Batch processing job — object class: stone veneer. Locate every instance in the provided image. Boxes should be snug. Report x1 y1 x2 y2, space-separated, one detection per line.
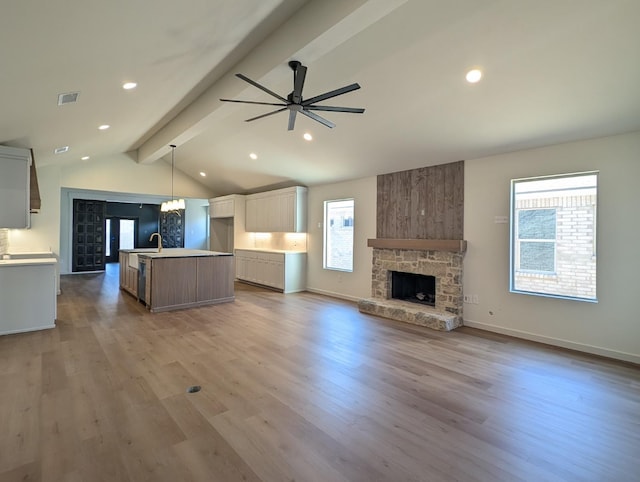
358 248 464 331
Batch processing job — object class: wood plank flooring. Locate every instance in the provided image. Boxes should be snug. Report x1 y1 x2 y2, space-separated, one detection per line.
1 264 639 481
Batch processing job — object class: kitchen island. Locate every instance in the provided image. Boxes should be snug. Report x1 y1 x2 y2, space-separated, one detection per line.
119 248 234 313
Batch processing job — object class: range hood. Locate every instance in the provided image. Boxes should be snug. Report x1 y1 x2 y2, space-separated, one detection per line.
29 148 41 213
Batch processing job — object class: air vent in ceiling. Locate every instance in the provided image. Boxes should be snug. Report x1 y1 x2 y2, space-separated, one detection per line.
54 146 69 154
57 92 79 105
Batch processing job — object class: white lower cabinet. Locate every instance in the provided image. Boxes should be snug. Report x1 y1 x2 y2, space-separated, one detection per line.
0 258 57 335
235 249 305 293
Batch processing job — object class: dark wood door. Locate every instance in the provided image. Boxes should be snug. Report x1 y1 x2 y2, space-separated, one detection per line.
72 199 106 272
160 211 184 248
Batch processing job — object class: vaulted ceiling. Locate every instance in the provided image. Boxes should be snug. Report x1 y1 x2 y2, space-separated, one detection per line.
3 0 640 195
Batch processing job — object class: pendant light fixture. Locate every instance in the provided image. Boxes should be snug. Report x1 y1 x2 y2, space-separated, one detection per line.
161 144 186 212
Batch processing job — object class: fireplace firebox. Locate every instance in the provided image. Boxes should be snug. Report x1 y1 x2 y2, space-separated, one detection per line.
391 271 435 306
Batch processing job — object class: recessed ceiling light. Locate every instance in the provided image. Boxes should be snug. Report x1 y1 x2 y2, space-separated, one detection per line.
466 69 482 83
199 172 206 177
249 153 258 160
122 82 137 90
303 133 313 141
54 146 69 154
81 156 90 161
98 124 110 130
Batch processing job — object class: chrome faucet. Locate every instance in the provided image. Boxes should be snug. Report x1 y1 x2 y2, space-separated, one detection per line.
149 232 162 252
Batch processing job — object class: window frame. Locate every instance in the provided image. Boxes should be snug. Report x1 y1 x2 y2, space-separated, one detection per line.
323 198 355 272
509 171 598 302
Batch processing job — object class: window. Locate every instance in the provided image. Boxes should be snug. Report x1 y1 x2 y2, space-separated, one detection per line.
517 209 556 272
324 198 354 271
510 172 598 301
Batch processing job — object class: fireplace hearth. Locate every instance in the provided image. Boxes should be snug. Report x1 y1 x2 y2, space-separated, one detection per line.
358 247 464 331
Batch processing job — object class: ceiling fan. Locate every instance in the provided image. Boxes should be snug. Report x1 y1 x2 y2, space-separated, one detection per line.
220 60 365 130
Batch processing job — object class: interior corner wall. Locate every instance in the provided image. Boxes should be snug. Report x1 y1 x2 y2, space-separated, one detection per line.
184 198 210 250
463 130 640 363
307 176 377 302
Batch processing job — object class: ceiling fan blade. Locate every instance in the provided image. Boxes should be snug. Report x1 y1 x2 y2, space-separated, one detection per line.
288 110 297 131
305 105 365 113
302 83 361 106
292 65 307 104
236 73 288 103
220 98 288 107
300 109 336 129
245 107 288 123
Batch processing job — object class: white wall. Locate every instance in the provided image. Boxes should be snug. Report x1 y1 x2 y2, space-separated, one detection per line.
8 153 214 274
464 131 640 363
60 153 212 199
184 198 210 250
307 176 377 301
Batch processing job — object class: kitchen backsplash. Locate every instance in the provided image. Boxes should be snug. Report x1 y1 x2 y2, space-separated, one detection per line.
0 229 8 255
250 232 307 252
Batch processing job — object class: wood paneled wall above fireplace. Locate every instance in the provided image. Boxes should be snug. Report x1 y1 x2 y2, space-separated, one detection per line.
376 160 463 240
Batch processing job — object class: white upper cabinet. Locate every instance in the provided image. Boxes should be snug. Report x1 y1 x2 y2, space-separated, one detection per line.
209 194 243 218
245 186 307 233
0 146 31 229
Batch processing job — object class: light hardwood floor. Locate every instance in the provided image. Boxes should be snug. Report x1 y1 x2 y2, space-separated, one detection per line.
1 264 639 481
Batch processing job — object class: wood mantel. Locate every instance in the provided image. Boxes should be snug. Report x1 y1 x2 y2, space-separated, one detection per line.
367 238 467 253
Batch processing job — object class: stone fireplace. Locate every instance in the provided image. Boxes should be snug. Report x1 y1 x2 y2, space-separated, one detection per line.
366 161 466 331
358 241 465 331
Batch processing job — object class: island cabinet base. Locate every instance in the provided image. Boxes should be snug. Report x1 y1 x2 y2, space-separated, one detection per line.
143 254 235 313
149 296 235 313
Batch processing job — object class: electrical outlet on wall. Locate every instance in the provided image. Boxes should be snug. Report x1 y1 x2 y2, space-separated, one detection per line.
463 295 471 303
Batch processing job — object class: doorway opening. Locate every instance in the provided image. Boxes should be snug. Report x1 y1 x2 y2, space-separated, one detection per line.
106 218 137 263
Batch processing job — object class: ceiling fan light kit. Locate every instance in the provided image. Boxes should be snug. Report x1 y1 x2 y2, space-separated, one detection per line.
221 60 365 130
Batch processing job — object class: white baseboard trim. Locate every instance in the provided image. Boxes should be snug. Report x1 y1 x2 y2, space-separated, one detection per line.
463 319 639 365
0 324 56 337
305 287 360 303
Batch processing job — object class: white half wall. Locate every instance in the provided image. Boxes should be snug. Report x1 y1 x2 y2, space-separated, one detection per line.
464 131 640 363
307 176 377 301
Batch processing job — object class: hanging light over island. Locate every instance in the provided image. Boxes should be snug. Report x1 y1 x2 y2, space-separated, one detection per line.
161 144 186 212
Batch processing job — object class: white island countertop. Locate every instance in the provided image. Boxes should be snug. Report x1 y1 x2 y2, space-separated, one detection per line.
136 248 233 258
234 248 307 254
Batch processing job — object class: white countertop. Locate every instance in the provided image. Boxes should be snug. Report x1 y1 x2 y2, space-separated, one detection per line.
0 257 58 267
235 248 307 254
136 248 233 259
119 248 163 253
